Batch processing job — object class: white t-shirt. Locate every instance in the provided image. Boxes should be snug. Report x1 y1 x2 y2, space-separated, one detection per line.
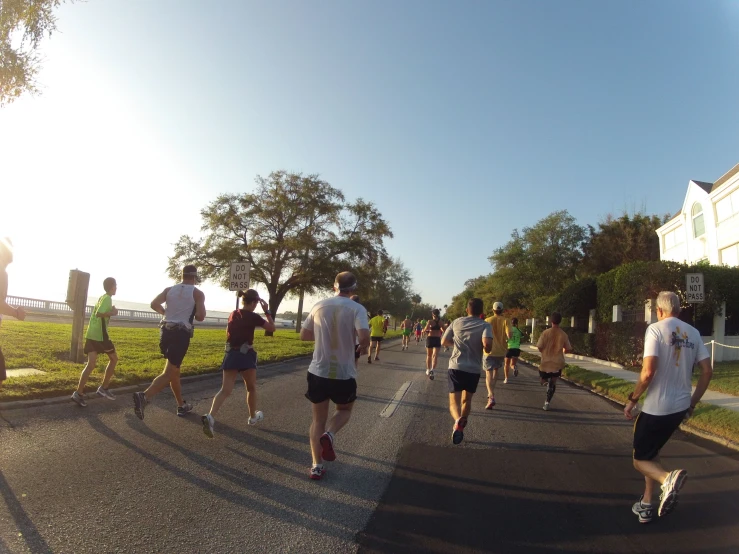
304 295 369 380
642 317 710 416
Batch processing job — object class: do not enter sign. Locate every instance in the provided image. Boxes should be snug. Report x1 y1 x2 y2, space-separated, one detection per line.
686 273 704 303
230 262 251 291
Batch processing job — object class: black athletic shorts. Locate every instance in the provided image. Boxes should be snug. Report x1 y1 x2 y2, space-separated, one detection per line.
0 346 5 382
447 369 481 394
426 336 442 349
633 410 688 461
505 348 521 358
159 327 191 367
371 336 384 343
305 372 357 405
84 338 116 355
539 370 562 380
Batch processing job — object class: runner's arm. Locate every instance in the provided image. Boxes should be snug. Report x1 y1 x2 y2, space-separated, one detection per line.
624 356 658 419
258 299 276 332
193 288 206 321
150 288 171 316
688 358 713 416
483 337 493 354
358 328 370 351
0 273 24 319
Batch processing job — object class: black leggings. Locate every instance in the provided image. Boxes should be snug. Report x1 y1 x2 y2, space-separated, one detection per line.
546 380 556 402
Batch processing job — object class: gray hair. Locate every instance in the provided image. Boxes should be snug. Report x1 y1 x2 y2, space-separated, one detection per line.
656 291 681 316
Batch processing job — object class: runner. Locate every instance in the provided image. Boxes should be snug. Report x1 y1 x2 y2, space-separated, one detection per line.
504 317 524 380
441 298 492 444
133 265 206 420
420 318 428 339
368 309 385 363
423 309 444 380
400 315 413 350
536 311 572 411
0 238 26 388
483 301 511 409
71 277 119 406
201 289 275 438
301 271 369 480
414 320 422 344
351 295 362 367
624 291 712 522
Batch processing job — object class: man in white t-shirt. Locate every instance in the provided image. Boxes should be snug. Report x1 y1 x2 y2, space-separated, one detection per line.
624 291 712 523
300 271 370 480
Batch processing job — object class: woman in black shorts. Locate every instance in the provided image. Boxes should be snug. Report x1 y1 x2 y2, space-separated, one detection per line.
202 289 276 438
423 309 444 380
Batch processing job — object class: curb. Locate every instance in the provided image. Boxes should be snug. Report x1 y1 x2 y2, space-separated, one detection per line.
519 357 739 454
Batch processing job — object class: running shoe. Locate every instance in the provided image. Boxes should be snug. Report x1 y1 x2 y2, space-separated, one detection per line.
452 416 467 445
202 414 215 438
310 465 326 480
133 392 147 420
248 411 264 425
367 356 372 364
504 378 508 384
428 370 434 381
96 386 116 400
632 496 655 524
543 402 550 411
71 391 87 407
485 396 495 410
514 367 519 377
177 402 193 417
320 432 336 461
659 469 688 517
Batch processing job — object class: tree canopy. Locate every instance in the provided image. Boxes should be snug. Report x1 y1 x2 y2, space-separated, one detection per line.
168 171 393 315
1 0 67 106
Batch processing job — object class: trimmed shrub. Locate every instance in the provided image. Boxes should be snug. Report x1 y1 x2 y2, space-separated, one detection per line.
564 329 596 357
552 277 597 325
594 321 647 367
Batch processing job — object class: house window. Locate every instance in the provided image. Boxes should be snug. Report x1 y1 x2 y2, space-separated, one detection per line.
663 226 684 250
721 243 739 266
692 203 705 237
716 190 739 224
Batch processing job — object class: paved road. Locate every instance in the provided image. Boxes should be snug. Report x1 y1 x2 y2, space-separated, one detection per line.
1 341 738 553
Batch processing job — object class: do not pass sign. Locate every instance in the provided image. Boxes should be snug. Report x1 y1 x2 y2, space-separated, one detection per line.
686 273 704 303
230 262 250 291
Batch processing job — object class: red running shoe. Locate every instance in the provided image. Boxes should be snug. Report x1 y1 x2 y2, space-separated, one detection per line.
486 396 496 410
320 432 336 461
310 466 326 480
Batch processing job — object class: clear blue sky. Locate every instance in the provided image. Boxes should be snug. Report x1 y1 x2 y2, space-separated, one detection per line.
2 0 738 313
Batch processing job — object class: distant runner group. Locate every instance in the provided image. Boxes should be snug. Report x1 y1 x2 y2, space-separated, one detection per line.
0 237 714 523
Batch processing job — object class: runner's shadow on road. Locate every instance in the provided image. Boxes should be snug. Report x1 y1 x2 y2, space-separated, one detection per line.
0 470 52 554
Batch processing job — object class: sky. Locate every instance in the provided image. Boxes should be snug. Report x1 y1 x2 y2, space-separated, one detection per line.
1 0 739 314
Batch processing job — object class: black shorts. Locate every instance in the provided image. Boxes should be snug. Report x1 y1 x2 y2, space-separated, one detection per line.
305 372 357 405
221 349 257 371
84 339 116 355
159 327 191 367
447 369 481 394
505 348 521 358
0 346 5 381
539 370 562 380
426 336 442 349
633 410 688 461
371 336 384 343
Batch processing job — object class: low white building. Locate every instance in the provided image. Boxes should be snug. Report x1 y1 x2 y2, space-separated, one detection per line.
657 162 739 265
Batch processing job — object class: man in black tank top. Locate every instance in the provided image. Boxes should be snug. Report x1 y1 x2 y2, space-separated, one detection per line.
133 265 207 420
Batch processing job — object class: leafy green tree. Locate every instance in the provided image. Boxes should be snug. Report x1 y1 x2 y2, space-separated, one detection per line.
1 0 68 106
489 210 587 309
354 257 416 318
581 212 670 276
167 171 393 319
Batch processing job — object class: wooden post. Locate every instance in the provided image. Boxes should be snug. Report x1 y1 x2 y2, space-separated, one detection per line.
67 270 90 364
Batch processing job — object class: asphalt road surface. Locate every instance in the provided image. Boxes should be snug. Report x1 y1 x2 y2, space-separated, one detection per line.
1 339 738 553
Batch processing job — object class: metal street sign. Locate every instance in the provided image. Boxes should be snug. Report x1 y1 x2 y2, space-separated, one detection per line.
686 273 704 303
229 262 250 291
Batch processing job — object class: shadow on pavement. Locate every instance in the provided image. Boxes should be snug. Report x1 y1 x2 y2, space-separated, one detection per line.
0 470 51 554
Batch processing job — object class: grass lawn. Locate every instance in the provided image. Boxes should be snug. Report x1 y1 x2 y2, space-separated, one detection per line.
693 360 739 397
0 321 402 402
519 351 739 445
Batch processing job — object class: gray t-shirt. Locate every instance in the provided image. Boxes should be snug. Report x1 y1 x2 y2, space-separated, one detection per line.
442 316 493 373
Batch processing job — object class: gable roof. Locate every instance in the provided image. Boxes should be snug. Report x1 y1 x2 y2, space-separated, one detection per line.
711 163 739 193
691 180 713 194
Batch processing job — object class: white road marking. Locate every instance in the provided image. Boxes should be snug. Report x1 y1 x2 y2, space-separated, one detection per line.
380 381 413 418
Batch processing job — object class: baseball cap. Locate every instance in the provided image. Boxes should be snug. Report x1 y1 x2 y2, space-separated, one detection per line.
493 302 504 311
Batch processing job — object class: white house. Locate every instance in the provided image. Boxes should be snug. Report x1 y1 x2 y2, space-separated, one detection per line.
657 162 739 266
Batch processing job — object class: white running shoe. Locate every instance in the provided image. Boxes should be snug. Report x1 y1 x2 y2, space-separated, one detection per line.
543 402 550 411
504 378 508 384
96 386 116 400
202 414 215 438
248 411 264 425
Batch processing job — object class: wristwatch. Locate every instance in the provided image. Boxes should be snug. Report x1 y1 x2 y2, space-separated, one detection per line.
627 392 639 403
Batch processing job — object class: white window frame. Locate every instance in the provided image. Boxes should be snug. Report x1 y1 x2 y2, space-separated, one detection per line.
692 203 705 238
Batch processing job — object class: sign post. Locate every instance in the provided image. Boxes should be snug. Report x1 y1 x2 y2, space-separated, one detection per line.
66 269 90 363
686 273 705 303
229 262 251 309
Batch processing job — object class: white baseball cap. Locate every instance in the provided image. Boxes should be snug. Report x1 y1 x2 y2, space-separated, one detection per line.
493 301 504 311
